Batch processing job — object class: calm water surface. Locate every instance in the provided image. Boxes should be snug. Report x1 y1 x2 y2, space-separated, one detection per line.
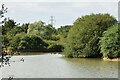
2 53 119 78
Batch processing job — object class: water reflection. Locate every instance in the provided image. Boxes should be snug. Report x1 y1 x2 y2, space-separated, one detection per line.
2 53 118 78
63 58 118 78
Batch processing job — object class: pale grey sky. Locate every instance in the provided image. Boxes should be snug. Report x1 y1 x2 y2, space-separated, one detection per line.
0 1 119 28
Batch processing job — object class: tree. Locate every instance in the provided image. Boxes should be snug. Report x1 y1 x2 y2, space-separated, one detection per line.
48 44 64 52
64 14 117 58
9 33 25 51
57 25 72 38
0 4 7 24
10 34 48 52
57 25 72 45
1 19 17 50
27 20 45 36
0 4 8 50
0 4 12 67
40 24 57 40
0 4 8 59
7 26 25 36
99 24 120 59
21 23 29 33
2 19 16 35
27 21 57 40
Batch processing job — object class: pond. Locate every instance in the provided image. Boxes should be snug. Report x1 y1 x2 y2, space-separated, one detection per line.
1 53 119 78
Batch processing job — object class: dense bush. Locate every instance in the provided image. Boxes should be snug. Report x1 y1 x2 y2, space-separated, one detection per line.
99 24 120 59
2 19 16 35
27 21 57 40
57 25 72 39
10 34 48 51
64 14 117 58
2 35 10 47
48 44 64 52
8 26 25 36
9 33 26 50
27 20 45 36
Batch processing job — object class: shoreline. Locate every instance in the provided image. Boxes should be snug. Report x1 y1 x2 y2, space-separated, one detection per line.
3 52 120 62
13 52 61 56
103 58 120 62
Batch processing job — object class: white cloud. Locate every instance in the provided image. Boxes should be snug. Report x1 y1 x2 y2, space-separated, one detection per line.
0 2 118 28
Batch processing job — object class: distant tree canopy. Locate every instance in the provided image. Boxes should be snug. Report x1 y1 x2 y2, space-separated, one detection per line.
27 21 57 40
2 19 65 53
10 34 48 51
63 14 117 58
56 25 72 46
27 20 45 35
8 26 25 36
57 25 72 38
99 24 120 59
2 19 16 35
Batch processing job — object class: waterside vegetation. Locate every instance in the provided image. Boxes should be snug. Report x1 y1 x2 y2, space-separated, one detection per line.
1 6 120 60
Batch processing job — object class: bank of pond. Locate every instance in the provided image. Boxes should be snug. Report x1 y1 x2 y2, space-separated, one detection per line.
11 52 119 62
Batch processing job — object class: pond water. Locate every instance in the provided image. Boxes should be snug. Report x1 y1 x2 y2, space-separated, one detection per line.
1 53 119 78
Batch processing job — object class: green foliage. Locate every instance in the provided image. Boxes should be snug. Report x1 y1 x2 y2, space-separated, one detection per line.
99 24 120 59
27 20 45 35
56 25 72 47
10 34 48 51
0 4 7 23
48 44 64 52
21 23 29 33
10 33 26 50
2 19 16 35
64 14 117 58
2 35 10 47
57 25 72 38
27 21 57 40
2 20 29 50
2 19 63 53
2 19 17 49
40 24 57 40
44 40 64 52
8 26 25 36
2 11 119 58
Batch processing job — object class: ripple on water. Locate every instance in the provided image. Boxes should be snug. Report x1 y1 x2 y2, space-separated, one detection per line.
2 53 119 78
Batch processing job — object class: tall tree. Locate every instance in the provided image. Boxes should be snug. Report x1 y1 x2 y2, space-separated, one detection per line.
27 21 57 40
64 14 117 58
2 19 16 35
0 4 7 24
0 4 8 55
99 24 120 59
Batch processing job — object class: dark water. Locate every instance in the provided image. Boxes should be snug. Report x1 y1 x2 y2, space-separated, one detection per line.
2 53 119 78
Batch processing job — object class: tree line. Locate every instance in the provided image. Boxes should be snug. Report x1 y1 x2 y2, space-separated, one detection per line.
2 19 71 53
1 12 120 59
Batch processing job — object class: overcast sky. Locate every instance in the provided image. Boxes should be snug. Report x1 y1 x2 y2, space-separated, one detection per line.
0 0 119 28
